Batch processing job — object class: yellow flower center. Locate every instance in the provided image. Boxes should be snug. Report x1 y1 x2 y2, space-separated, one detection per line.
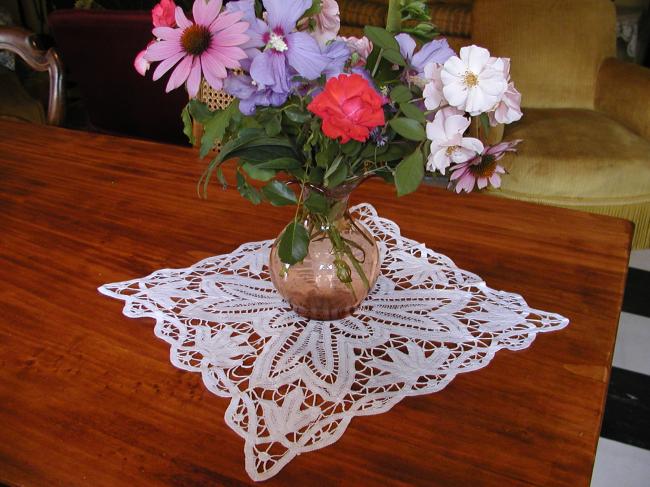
446 146 458 156
463 71 479 88
181 25 212 56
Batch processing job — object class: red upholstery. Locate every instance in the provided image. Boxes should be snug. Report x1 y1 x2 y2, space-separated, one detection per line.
48 9 189 145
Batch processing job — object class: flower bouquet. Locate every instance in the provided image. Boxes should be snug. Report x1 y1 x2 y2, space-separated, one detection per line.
136 0 523 320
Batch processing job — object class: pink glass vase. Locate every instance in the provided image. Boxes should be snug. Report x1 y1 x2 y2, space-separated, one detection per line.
269 185 380 321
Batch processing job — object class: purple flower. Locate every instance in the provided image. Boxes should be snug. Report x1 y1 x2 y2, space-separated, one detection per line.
244 0 329 93
224 73 290 115
395 33 455 77
322 40 351 78
225 0 268 70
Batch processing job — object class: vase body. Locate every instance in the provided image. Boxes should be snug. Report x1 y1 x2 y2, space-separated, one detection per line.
269 189 380 321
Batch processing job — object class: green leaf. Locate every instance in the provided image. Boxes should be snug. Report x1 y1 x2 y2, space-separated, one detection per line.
400 102 426 123
382 48 406 67
304 192 328 214
278 220 309 265
264 113 282 136
241 162 276 181
284 106 310 123
376 144 408 162
309 167 325 185
390 117 426 141
217 130 298 164
325 161 348 188
395 149 424 196
364 25 400 52
262 180 298 206
200 101 238 158
254 157 302 170
181 104 194 145
236 171 262 205
341 140 362 156
188 99 212 123
390 85 412 104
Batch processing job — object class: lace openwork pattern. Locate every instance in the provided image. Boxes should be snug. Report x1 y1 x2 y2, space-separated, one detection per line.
99 203 569 481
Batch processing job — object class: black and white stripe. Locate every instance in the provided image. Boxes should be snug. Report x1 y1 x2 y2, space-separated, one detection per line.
592 250 650 486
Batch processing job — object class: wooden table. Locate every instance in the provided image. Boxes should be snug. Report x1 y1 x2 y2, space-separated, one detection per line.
0 120 632 486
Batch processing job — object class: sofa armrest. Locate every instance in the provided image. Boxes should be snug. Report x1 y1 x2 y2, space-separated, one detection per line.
595 57 650 140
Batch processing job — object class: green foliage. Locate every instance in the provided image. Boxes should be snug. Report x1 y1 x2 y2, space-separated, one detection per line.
390 86 412 104
304 192 329 214
395 148 425 196
278 221 309 265
364 26 400 52
400 102 426 123
262 181 298 206
390 118 426 141
324 156 348 188
200 101 239 158
241 162 276 181
181 104 194 145
381 48 406 67
236 171 262 205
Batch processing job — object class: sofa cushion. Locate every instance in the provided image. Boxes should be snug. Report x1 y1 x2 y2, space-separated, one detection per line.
499 108 650 204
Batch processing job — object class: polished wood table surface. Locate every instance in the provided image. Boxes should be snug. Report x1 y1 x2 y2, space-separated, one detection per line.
0 120 632 486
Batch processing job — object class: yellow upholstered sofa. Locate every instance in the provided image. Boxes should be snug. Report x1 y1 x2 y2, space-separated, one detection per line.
340 0 650 249
471 0 650 249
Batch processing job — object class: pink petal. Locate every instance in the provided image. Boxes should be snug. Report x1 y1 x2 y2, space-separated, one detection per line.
456 173 476 193
152 51 186 80
175 6 192 29
186 56 202 98
212 32 251 47
207 46 247 67
210 10 244 32
489 173 502 187
193 0 222 26
152 26 181 41
166 54 193 92
133 50 150 76
201 53 228 88
145 39 183 61
213 19 249 38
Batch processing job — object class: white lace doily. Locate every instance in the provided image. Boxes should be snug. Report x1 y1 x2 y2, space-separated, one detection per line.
99 203 569 481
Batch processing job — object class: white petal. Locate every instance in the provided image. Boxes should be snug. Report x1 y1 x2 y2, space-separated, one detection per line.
433 148 452 174
444 114 471 137
442 82 468 111
442 56 466 78
465 45 490 73
461 136 484 154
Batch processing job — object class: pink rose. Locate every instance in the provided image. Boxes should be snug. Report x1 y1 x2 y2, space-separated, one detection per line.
151 0 176 28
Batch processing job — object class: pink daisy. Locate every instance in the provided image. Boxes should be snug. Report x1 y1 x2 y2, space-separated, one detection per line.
144 0 250 97
449 140 522 193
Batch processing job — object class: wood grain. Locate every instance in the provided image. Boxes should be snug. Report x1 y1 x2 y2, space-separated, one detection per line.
0 120 632 486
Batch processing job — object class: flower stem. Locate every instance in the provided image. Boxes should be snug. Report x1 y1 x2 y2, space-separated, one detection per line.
386 0 402 33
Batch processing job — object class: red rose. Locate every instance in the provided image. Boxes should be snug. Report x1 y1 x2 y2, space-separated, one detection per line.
308 74 386 144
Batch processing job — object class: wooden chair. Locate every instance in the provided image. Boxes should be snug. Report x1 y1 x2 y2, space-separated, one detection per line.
0 27 64 126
